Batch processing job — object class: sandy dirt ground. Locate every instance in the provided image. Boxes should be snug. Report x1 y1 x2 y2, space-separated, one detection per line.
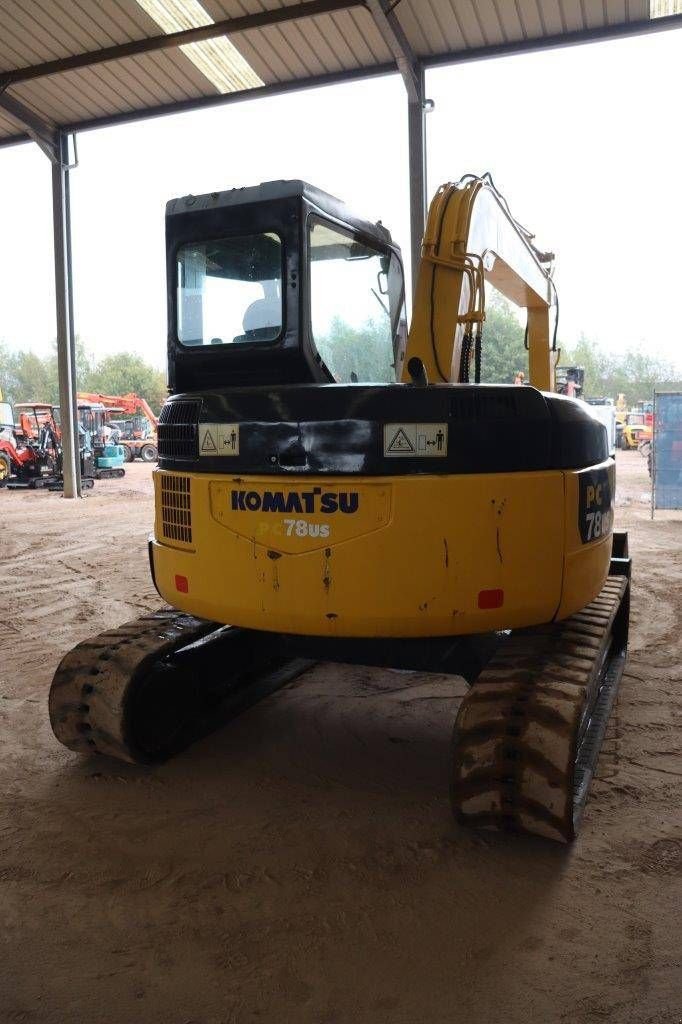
0 452 680 1024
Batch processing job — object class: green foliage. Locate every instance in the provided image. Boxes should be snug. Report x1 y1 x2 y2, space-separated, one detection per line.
87 353 167 411
315 306 530 386
1 304 678 413
480 297 527 384
481 296 682 401
560 333 682 404
0 338 166 412
316 316 395 383
0 345 55 404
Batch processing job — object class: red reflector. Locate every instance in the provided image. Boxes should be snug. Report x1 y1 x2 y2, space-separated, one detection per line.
478 588 504 609
175 574 189 593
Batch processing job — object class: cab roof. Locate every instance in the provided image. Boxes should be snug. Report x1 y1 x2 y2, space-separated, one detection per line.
166 179 396 251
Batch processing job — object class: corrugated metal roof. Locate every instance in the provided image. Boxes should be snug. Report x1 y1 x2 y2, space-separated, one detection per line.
0 0 217 136
0 0 675 147
219 5 394 82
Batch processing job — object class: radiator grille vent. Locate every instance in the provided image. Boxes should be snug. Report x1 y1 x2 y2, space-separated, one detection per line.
160 474 192 545
158 400 201 460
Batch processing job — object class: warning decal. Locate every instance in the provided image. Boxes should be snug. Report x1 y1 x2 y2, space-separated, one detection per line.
199 423 240 457
386 428 415 454
200 428 218 454
383 423 448 458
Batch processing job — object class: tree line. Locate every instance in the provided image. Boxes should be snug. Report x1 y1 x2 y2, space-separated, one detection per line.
319 299 681 403
476 297 682 403
2 301 679 410
0 339 167 413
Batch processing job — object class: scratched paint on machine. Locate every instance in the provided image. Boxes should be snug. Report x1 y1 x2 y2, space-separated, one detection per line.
199 423 239 456
578 464 613 543
383 423 448 457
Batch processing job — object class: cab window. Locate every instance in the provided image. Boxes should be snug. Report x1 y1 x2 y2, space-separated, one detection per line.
177 232 282 347
308 218 405 383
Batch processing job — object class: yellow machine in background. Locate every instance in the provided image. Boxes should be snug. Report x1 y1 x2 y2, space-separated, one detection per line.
51 175 630 844
621 411 652 450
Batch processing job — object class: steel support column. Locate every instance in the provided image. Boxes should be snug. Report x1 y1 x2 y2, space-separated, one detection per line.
51 133 80 498
365 0 429 297
0 91 81 497
407 65 428 299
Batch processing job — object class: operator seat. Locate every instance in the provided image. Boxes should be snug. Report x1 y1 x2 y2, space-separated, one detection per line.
235 296 280 343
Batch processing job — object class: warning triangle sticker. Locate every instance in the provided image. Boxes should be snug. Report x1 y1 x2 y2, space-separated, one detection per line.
201 428 218 453
387 428 415 453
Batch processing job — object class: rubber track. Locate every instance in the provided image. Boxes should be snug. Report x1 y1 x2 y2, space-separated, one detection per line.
49 610 217 763
451 576 628 842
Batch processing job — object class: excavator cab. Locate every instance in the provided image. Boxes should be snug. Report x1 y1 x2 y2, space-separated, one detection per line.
14 403 60 443
167 181 407 392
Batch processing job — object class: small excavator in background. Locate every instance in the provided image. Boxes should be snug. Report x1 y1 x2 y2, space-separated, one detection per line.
1 397 124 488
14 402 61 443
50 175 630 843
74 401 126 480
0 397 96 490
0 398 56 485
77 392 158 463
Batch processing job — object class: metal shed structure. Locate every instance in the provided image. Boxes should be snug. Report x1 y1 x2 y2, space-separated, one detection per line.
1 0 681 496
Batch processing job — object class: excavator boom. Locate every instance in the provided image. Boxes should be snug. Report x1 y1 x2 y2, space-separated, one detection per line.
77 392 159 427
405 176 557 390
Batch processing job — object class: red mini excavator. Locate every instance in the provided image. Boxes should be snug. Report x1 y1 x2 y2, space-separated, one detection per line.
0 398 94 490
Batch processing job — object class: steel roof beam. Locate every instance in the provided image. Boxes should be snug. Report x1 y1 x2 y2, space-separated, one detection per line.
365 0 420 101
1 10 681 152
0 0 364 88
0 89 60 163
424 11 682 69
57 63 397 136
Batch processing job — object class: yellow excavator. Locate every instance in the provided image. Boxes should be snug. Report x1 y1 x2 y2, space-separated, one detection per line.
49 175 630 843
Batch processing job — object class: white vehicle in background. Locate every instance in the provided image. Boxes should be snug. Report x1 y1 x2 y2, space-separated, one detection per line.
585 397 617 455
554 369 617 456
0 400 14 445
